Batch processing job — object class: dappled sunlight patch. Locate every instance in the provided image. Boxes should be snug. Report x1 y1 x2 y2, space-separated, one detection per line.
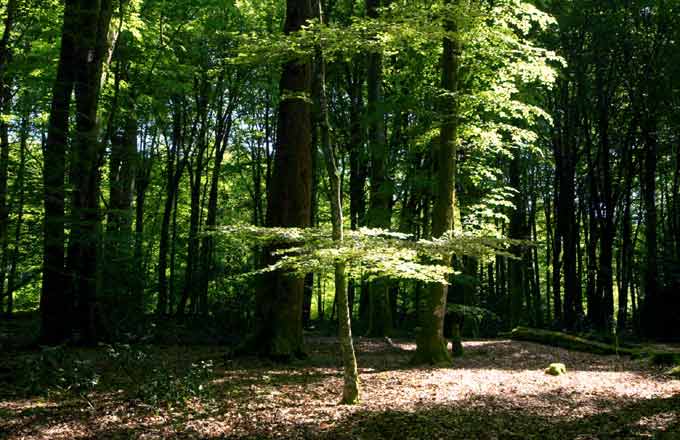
2 338 680 439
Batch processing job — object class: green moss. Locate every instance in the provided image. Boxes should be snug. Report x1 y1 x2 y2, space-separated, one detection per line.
545 363 567 376
509 327 637 356
650 352 680 366
667 366 680 378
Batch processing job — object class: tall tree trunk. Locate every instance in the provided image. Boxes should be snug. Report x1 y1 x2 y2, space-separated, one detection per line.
5 114 27 315
41 0 78 344
641 117 659 336
178 80 210 317
618 157 633 335
104 32 137 315
252 0 313 360
595 67 615 333
315 9 360 400
413 0 457 365
68 0 116 344
132 132 154 309
585 154 600 330
508 152 527 328
0 0 15 313
198 87 236 316
105 115 137 311
364 0 393 337
157 102 187 315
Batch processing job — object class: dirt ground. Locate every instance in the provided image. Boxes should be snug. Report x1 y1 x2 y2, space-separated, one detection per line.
1 337 679 439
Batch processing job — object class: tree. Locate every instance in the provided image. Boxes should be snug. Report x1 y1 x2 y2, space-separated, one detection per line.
252 0 314 360
412 0 459 365
364 0 393 337
41 0 118 344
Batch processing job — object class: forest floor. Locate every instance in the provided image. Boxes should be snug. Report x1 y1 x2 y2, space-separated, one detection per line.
1 327 680 439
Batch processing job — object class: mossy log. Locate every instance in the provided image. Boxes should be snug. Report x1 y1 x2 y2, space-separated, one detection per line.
650 352 680 366
506 327 638 356
667 365 680 378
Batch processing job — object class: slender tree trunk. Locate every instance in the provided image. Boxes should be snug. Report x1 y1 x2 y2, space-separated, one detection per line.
641 117 659 336
5 114 27 315
315 19 360 400
104 32 137 314
105 115 137 308
198 89 236 316
157 103 187 315
508 152 526 328
618 166 633 335
178 81 209 317
364 0 393 337
133 133 154 309
0 0 14 313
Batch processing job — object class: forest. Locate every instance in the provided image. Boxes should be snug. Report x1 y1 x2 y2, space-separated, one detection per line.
0 0 679 438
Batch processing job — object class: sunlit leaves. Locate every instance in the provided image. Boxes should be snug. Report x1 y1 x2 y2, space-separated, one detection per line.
217 225 520 285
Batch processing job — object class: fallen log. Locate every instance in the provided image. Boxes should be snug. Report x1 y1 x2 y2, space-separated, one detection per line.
505 327 680 364
505 327 637 356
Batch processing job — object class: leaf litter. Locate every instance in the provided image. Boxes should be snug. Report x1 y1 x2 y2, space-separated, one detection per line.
1 338 679 439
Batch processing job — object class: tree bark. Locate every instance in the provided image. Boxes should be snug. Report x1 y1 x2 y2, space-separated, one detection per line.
364 0 393 337
0 0 16 313
641 117 659 336
315 10 360 400
157 100 189 315
252 0 313 360
198 81 236 316
5 114 27 315
413 0 457 365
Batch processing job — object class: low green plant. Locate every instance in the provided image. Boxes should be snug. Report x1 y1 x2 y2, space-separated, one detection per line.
22 345 99 406
105 343 215 408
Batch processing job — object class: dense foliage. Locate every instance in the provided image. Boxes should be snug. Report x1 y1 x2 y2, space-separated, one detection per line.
0 0 678 384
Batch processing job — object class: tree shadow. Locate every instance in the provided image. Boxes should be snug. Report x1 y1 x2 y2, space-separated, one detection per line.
309 393 680 439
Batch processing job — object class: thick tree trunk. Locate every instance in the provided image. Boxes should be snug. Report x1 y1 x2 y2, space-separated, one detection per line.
413 0 457 365
347 61 367 231
252 0 313 360
41 0 77 344
67 0 116 344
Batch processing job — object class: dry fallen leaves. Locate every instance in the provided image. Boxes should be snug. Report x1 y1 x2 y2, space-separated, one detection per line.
1 338 679 439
